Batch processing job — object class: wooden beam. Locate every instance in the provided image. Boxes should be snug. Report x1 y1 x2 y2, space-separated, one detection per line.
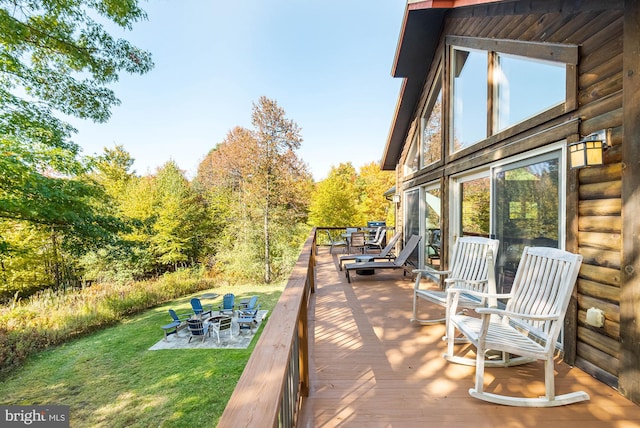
620 0 640 406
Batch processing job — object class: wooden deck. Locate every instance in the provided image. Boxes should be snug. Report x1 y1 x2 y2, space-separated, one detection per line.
297 248 640 427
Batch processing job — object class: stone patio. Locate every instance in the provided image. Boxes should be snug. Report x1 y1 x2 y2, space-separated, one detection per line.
148 310 268 350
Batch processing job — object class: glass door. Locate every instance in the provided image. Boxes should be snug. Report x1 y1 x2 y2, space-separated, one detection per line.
492 150 563 293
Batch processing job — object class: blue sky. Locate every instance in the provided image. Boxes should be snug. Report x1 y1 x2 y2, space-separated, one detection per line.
70 0 407 180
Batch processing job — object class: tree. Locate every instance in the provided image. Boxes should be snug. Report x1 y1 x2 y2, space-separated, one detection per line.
308 163 361 227
250 96 309 282
195 98 312 283
151 161 208 271
356 162 396 226
0 1 153 292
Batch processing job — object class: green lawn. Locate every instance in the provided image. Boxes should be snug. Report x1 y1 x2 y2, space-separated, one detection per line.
0 284 284 427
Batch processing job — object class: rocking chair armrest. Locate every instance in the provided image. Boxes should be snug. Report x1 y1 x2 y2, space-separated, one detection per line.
475 307 561 321
446 288 511 300
413 267 452 277
444 278 488 288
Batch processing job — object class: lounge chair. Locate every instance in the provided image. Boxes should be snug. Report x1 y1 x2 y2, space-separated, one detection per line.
446 246 588 407
339 232 401 270
344 234 422 283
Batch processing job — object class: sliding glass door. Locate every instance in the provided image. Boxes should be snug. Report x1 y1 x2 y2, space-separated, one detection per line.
451 147 564 293
493 150 562 293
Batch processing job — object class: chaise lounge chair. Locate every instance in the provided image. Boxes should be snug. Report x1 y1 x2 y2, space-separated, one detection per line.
344 234 421 283
339 231 401 270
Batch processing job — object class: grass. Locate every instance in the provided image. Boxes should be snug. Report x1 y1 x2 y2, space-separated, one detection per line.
0 283 284 427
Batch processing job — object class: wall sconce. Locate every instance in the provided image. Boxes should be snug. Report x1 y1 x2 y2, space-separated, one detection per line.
392 194 401 203
568 129 609 169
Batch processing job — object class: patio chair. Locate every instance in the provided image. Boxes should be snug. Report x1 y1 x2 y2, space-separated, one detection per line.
218 293 235 316
326 230 347 254
209 316 233 343
365 226 385 252
411 236 500 326
344 234 422 283
446 246 588 407
161 310 190 341
187 318 210 343
238 296 259 312
190 298 213 319
339 231 401 270
348 231 366 254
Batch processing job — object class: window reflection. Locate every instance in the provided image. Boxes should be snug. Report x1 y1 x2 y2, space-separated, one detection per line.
452 47 488 152
495 54 565 131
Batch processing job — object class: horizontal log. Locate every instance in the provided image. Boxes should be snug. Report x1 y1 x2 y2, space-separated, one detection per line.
577 341 619 376
578 326 621 358
578 262 621 286
579 52 622 88
575 356 619 389
578 309 620 339
578 88 622 118
577 247 621 270
579 180 622 200
580 108 623 138
604 142 622 164
578 294 621 323
578 198 621 216
578 163 622 185
578 215 621 233
578 277 620 302
578 231 621 251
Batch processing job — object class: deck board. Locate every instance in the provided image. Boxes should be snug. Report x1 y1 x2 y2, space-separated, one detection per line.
297 248 640 427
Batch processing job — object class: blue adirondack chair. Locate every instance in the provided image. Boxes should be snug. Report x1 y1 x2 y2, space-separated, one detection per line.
190 298 213 319
218 293 235 316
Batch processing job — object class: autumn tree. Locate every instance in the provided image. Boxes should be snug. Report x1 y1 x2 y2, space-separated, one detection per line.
356 161 396 226
196 98 312 283
308 162 361 227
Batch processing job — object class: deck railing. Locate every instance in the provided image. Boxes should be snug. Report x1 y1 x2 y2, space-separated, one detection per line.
217 228 316 427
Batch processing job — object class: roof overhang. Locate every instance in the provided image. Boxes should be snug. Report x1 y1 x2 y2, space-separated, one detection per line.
381 0 506 170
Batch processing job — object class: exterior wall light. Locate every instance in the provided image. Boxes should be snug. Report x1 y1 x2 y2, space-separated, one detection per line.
392 194 401 203
568 129 609 169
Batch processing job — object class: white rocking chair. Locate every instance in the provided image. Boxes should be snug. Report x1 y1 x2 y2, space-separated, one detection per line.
446 246 589 407
411 236 500 326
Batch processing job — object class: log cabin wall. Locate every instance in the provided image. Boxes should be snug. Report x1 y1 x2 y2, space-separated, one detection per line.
397 0 629 393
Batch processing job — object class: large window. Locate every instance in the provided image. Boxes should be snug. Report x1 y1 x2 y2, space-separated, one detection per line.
494 53 566 132
451 48 488 151
404 133 419 176
449 37 577 155
421 84 443 168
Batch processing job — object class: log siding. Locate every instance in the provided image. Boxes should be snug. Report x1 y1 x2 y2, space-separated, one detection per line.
397 1 629 395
